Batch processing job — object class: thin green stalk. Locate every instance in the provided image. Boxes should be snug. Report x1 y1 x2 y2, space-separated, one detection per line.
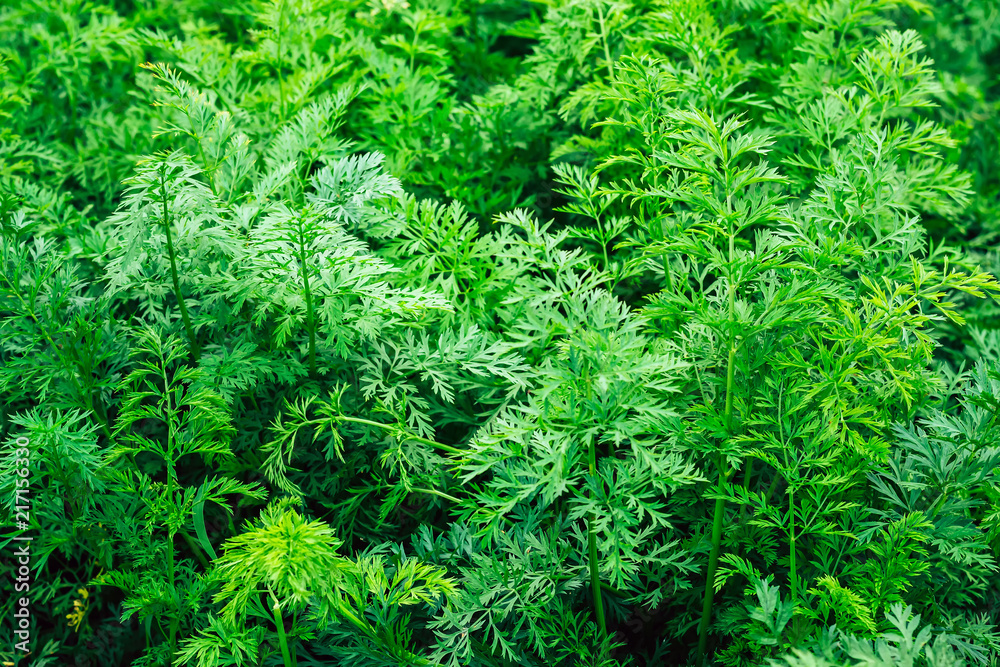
272 598 296 667
413 487 461 504
166 532 178 655
159 168 200 362
333 598 377 640
648 172 674 294
467 0 478 43
596 2 615 82
698 491 727 660
295 216 317 379
697 348 737 663
335 598 430 664
409 24 422 72
777 381 798 601
788 488 798 600
697 201 739 664
83 391 113 442
765 471 782 504
588 520 605 632
587 434 606 640
725 340 736 421
70 326 115 439
179 530 211 570
338 416 465 456
600 581 623 596
738 458 755 525
275 0 285 122
660 221 674 294
743 460 754 494
163 359 180 658
165 461 178 654
2 270 116 441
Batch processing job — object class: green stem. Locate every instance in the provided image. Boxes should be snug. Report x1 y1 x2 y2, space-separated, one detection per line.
788 488 798 601
596 2 615 82
588 513 605 635
338 416 464 456
697 202 738 664
696 350 737 662
334 597 433 665
275 0 285 122
166 532 178 656
159 167 200 362
83 390 114 442
413 487 461 504
660 222 674 294
2 270 116 440
600 581 623 596
587 435 606 641
468 0 478 44
738 458 755 527
765 471 782 504
272 598 296 667
334 599 377 640
166 470 178 654
163 357 180 659
296 214 317 379
698 491 727 663
409 25 421 72
179 530 211 570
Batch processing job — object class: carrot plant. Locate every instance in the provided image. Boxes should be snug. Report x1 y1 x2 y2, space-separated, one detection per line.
2 0 1000 665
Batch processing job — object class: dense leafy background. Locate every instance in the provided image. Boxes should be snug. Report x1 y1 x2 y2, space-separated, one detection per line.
1 0 999 665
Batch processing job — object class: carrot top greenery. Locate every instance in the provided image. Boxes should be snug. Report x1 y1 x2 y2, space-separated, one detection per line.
1 0 1000 665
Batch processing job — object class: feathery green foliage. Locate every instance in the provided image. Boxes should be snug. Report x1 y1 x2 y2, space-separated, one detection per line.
2 0 1000 665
